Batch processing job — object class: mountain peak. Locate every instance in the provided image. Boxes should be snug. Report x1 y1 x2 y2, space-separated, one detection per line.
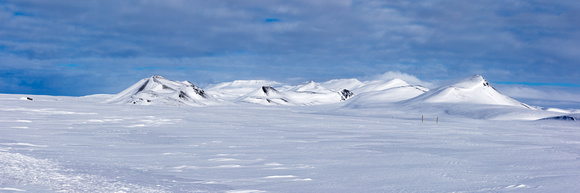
470 75 489 85
450 74 492 90
292 81 332 93
151 75 166 79
106 75 209 106
407 75 528 108
471 74 483 78
321 78 364 91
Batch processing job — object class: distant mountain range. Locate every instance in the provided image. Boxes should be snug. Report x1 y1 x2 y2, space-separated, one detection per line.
106 75 536 110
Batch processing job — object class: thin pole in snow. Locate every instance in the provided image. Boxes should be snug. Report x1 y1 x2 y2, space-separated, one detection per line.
436 117 438 124
422 115 423 123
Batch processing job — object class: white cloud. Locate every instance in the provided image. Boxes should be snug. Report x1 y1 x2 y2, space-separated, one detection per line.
2 0 580 96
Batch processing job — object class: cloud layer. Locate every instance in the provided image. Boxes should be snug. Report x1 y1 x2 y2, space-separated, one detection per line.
1 0 579 100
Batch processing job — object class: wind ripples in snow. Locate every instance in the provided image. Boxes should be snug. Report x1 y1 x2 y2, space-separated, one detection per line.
0 152 167 193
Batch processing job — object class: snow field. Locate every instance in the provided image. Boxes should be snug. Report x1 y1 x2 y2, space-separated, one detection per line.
1 94 580 192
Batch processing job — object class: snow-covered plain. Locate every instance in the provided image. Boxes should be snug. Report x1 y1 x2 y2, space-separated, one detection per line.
1 75 580 192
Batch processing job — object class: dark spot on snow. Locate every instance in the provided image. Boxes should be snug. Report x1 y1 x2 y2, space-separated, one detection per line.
137 80 149 92
520 103 533 109
186 83 207 98
178 91 189 100
261 86 279 96
339 89 354 101
539 116 576 121
411 85 429 92
195 88 207 98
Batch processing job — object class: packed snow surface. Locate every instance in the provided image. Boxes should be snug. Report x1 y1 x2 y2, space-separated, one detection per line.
1 92 580 192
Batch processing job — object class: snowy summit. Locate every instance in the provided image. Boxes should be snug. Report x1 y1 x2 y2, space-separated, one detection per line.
106 75 211 106
408 75 532 108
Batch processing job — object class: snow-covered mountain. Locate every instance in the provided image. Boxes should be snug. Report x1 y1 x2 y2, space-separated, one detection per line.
320 78 364 91
406 75 531 108
317 78 414 94
279 81 355 105
238 84 355 106
342 78 429 108
239 86 292 105
105 75 212 106
353 78 413 93
205 80 283 100
349 85 428 106
288 81 334 94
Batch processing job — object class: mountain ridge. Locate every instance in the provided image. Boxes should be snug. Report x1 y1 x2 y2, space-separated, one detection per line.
106 75 539 111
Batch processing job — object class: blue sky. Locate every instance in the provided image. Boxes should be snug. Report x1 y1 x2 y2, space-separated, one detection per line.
1 0 579 107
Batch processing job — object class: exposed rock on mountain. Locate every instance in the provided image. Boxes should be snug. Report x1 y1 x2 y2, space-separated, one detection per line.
339 89 354 101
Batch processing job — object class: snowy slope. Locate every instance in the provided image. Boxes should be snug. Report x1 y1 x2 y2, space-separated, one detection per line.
343 78 428 108
282 81 355 105
321 78 422 94
287 81 334 94
353 78 413 93
105 75 212 106
231 81 355 106
320 78 364 91
238 86 292 105
348 85 428 106
205 80 283 100
407 75 531 108
282 91 347 106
